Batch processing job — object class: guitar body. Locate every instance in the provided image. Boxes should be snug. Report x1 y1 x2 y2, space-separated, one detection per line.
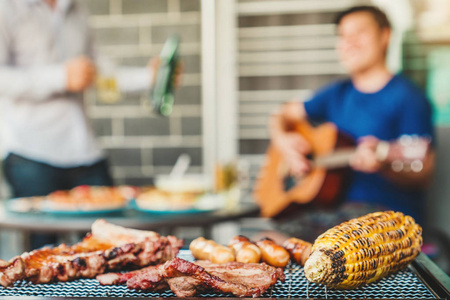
254 121 354 218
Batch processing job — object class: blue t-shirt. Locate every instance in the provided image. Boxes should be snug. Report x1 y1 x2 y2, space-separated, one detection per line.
303 74 433 222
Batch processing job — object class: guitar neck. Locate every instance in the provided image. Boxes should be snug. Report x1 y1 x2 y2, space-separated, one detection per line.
311 140 418 170
312 148 355 169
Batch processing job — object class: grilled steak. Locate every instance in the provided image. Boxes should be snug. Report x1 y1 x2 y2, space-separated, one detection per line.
98 257 285 297
0 220 183 287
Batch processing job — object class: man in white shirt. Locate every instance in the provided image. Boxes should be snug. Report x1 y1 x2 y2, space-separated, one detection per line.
0 0 160 198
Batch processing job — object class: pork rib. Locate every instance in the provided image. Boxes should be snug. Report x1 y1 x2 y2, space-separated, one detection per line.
98 257 285 297
0 219 183 287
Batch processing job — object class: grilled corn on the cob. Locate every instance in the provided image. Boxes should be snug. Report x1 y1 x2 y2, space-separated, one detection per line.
304 211 422 289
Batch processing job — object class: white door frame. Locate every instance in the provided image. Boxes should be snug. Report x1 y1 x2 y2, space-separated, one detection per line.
201 0 238 178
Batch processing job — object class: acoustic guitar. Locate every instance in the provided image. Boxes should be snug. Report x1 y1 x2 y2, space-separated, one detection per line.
253 120 430 218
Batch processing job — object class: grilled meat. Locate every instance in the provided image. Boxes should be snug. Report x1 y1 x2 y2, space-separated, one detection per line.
283 237 312 266
0 220 183 287
98 257 285 298
195 259 285 295
0 257 25 287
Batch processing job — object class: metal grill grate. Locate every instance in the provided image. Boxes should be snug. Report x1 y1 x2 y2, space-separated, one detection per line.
0 250 437 299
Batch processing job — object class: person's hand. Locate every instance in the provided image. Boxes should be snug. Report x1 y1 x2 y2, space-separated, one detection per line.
273 132 312 177
172 60 184 87
350 136 383 173
66 56 96 92
148 57 184 88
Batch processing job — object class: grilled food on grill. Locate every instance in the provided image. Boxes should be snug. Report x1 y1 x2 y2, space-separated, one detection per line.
190 236 291 267
0 220 183 287
283 237 312 266
228 235 261 264
304 211 422 289
256 238 290 268
97 257 285 297
189 237 235 264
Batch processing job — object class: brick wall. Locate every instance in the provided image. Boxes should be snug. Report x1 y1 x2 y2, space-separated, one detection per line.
236 0 353 191
79 0 202 186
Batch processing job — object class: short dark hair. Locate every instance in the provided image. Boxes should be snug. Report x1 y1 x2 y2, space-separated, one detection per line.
335 6 391 30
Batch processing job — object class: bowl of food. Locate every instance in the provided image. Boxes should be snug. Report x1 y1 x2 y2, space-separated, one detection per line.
135 174 213 212
154 174 211 194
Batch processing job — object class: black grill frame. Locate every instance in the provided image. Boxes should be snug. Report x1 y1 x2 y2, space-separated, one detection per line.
0 251 448 300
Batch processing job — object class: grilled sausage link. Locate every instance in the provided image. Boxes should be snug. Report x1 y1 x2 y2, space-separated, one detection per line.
229 235 251 245
283 237 312 266
256 238 290 268
189 237 235 264
229 235 261 263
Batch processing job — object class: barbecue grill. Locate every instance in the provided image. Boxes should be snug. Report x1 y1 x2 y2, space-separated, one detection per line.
0 250 448 299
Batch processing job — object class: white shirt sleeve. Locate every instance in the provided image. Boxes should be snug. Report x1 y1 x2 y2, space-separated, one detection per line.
0 65 67 101
82 6 154 95
117 67 154 93
0 7 67 101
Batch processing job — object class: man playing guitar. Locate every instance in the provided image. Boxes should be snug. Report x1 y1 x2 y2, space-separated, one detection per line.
268 6 435 232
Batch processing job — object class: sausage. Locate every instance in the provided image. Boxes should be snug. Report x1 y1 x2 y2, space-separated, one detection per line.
229 235 261 263
189 237 211 260
189 237 235 264
283 237 312 266
229 235 251 247
234 242 261 263
256 238 290 268
210 246 235 264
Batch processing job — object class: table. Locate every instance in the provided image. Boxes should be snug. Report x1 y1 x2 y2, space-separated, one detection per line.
0 199 259 252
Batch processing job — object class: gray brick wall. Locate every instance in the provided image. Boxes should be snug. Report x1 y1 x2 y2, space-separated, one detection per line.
237 6 343 191
80 0 202 186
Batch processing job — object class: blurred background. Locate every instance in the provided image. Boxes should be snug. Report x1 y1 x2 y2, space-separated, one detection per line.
0 0 449 272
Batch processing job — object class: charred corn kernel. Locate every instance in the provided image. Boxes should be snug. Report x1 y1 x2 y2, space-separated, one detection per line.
304 211 422 289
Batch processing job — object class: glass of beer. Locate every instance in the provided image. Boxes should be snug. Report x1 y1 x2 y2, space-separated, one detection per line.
96 56 120 104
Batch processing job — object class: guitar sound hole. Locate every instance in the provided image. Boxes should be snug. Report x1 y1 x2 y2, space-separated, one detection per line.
283 176 297 191
282 155 313 192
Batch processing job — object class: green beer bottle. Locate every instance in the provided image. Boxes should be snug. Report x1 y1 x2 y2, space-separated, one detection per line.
151 35 180 116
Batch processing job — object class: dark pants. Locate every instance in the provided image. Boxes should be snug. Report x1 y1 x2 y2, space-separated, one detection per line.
3 153 113 198
2 153 114 249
